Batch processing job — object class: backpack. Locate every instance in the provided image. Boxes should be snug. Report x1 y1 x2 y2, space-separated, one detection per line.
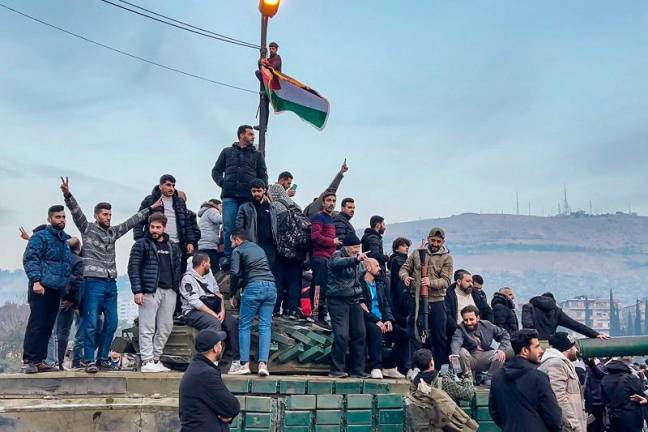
405 379 479 432
274 200 311 260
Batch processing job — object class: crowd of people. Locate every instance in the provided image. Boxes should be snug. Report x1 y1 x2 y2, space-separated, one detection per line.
18 124 648 431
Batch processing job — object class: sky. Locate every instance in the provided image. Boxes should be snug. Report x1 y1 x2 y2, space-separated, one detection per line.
1 0 648 271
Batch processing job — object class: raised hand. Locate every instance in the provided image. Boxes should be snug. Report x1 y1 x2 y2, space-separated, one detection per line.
150 197 163 209
19 226 30 241
341 158 349 173
60 176 70 194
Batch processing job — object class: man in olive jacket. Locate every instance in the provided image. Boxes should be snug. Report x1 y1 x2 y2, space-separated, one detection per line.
211 125 268 262
399 227 453 368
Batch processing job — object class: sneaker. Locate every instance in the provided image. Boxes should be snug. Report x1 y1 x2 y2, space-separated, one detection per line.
287 310 299 321
228 360 244 374
97 360 115 371
22 363 38 374
36 362 57 372
370 368 383 379
328 371 348 378
382 367 405 379
85 362 98 374
154 360 170 372
350 372 370 379
258 362 270 377
228 362 251 375
141 361 165 373
71 360 86 370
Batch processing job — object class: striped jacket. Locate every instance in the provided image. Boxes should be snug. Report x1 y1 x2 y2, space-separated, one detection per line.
64 193 149 279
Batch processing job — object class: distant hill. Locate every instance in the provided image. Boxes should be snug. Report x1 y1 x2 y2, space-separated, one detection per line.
384 213 648 304
2 213 646 306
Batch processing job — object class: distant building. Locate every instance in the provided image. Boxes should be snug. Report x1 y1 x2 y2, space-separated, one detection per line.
621 301 646 335
118 299 138 324
559 296 616 336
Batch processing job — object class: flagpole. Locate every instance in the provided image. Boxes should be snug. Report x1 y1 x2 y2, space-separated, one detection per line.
258 15 269 157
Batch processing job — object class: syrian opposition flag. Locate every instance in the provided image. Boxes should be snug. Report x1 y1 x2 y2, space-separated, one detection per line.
260 61 330 130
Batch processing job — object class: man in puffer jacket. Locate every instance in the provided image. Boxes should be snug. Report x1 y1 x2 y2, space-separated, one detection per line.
538 332 588 432
197 199 222 273
522 292 608 340
128 213 181 373
491 287 519 336
601 358 648 432
22 205 73 374
327 233 369 378
211 125 268 262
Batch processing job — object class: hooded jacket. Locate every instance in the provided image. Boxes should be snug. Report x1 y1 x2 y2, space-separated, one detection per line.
23 225 72 291
333 212 355 245
134 186 196 252
601 360 645 432
179 268 221 316
211 142 268 200
491 292 519 336
128 232 182 295
361 228 387 270
445 282 494 335
197 207 222 251
235 200 278 245
489 356 563 432
522 295 599 340
179 353 240 432
326 247 365 300
538 348 588 432
398 245 453 302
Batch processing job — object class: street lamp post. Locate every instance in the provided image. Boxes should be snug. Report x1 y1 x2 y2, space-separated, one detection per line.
258 0 280 157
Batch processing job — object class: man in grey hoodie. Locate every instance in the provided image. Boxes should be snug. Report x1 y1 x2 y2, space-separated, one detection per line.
197 199 223 273
179 252 241 373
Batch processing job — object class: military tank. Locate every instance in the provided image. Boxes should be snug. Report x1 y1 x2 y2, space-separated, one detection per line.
112 271 336 374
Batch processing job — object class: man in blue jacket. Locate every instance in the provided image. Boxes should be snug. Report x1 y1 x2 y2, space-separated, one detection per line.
22 205 72 374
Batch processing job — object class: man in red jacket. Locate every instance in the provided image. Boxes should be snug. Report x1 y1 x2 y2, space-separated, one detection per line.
309 192 342 328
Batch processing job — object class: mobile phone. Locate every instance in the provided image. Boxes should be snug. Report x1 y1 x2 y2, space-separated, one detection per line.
290 184 298 191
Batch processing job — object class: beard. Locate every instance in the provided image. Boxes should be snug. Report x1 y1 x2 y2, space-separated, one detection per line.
150 232 161 240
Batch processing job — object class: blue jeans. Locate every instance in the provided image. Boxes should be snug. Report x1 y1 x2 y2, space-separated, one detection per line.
222 197 248 259
239 280 277 363
82 277 118 362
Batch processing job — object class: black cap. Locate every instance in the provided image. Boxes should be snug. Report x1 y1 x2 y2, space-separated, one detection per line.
195 329 227 352
549 332 576 352
342 233 361 247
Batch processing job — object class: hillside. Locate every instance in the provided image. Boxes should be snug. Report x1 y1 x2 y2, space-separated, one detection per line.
384 213 648 304
1 213 647 305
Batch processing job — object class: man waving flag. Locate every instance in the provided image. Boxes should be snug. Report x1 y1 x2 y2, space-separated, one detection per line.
260 60 330 130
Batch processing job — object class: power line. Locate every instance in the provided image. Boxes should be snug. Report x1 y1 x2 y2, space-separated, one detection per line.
98 0 259 49
0 2 258 94
111 0 260 49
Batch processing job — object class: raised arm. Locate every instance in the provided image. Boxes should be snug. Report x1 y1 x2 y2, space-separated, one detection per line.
114 198 161 239
557 310 600 338
61 177 89 234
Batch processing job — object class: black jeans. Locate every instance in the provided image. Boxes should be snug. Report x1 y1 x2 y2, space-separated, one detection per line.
310 256 329 320
274 256 302 314
365 319 408 370
327 297 366 375
184 310 240 359
23 286 62 363
406 296 448 368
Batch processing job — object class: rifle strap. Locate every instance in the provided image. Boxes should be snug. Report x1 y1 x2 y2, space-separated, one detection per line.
414 249 429 342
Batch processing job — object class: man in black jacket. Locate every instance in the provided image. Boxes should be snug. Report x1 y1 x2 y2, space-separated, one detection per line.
212 125 268 263
327 233 369 378
522 292 609 340
446 270 493 341
179 329 240 432
489 328 563 432
491 287 519 336
128 213 181 373
361 258 406 379
601 359 648 432
334 197 356 246
235 179 278 268
361 215 388 272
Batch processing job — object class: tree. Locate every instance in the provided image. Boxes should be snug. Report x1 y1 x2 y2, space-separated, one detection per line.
0 301 30 360
609 289 621 336
644 298 648 335
585 296 592 328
